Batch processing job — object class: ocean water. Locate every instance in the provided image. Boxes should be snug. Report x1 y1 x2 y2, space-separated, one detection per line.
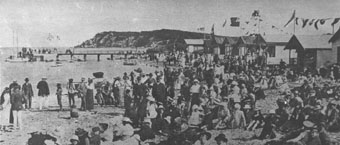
0 47 158 95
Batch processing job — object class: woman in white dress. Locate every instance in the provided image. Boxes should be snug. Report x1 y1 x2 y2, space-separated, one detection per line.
0 88 11 127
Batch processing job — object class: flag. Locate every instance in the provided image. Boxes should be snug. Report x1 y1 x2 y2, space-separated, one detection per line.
211 24 214 34
314 19 320 30
295 17 299 25
197 27 205 31
302 18 309 28
252 10 260 17
222 20 227 27
284 10 296 27
272 25 275 28
230 17 240 27
332 18 340 26
259 18 263 22
319 18 330 25
245 21 249 24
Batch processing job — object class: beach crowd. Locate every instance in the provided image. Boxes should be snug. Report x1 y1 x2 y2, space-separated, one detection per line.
1 51 340 145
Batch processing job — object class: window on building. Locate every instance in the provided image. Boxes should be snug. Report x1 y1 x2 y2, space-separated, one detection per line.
268 45 275 57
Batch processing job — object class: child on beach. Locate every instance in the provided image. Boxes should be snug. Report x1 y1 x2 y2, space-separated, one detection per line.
56 83 63 110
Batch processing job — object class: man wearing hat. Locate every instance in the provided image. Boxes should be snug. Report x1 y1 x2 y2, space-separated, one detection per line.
22 78 34 109
77 77 87 110
286 121 323 145
67 78 76 107
326 100 340 132
257 110 277 140
37 77 50 110
152 77 166 104
69 135 79 145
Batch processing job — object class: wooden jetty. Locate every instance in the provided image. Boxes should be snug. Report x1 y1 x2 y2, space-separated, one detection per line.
56 50 141 61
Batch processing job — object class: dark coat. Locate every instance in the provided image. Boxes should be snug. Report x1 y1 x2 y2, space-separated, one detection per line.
22 83 34 97
10 91 24 111
37 81 50 96
152 83 166 103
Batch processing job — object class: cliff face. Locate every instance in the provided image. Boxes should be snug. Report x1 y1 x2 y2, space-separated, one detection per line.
75 29 210 50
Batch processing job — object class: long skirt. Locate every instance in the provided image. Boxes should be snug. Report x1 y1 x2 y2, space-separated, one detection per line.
86 89 94 110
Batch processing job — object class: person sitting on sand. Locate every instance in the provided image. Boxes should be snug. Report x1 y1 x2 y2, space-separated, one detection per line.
90 127 101 145
75 128 90 145
214 134 228 145
69 135 80 145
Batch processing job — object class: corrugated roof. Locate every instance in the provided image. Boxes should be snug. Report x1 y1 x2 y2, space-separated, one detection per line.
295 35 332 49
263 34 292 43
184 39 204 45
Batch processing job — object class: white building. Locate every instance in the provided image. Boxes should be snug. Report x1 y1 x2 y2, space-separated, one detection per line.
264 35 297 65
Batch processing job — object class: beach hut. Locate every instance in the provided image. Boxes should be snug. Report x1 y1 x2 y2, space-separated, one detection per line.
184 39 204 53
234 34 266 60
263 34 297 65
328 28 340 64
224 36 239 56
284 35 334 71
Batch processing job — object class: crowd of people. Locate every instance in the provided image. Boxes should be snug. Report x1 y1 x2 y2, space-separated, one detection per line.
1 51 340 145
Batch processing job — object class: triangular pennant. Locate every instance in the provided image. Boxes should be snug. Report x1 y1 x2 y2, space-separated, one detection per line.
302 18 309 28
295 17 299 25
309 19 315 25
319 18 330 25
314 19 320 30
284 10 296 27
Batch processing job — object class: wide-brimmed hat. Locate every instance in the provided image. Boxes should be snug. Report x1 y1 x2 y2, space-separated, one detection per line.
147 96 155 102
303 121 315 128
269 110 276 114
70 135 79 142
234 103 241 109
244 104 251 109
192 104 199 110
122 117 132 123
75 128 87 136
200 132 212 140
215 134 228 142
92 127 100 132
193 79 199 83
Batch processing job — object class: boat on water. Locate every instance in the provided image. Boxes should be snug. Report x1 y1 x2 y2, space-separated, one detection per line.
123 59 137 66
5 56 29 63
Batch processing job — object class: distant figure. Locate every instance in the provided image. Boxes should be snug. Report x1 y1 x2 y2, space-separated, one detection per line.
0 88 11 126
11 86 24 130
22 78 34 109
56 83 63 110
67 79 76 107
37 77 50 110
77 77 87 110
85 78 94 110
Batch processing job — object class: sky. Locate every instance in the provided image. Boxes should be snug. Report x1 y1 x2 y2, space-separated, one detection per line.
0 0 339 47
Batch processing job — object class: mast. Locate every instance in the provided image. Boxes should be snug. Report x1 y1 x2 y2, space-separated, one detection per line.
16 30 19 57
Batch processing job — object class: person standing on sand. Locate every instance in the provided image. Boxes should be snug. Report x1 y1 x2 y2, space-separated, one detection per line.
0 88 11 127
86 78 94 110
22 78 34 109
67 79 76 107
77 77 87 110
37 77 50 110
10 86 24 130
56 83 63 110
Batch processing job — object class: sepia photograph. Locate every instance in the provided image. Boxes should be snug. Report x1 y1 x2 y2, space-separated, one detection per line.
0 0 340 144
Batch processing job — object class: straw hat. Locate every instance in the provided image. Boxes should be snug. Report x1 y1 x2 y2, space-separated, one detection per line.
70 135 79 142
303 121 315 128
269 110 276 114
122 117 132 123
234 103 241 109
147 96 155 102
244 104 251 109
192 104 199 110
193 79 199 83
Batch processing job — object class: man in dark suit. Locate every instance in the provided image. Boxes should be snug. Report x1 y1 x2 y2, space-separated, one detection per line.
152 77 166 104
37 77 50 110
22 78 34 109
